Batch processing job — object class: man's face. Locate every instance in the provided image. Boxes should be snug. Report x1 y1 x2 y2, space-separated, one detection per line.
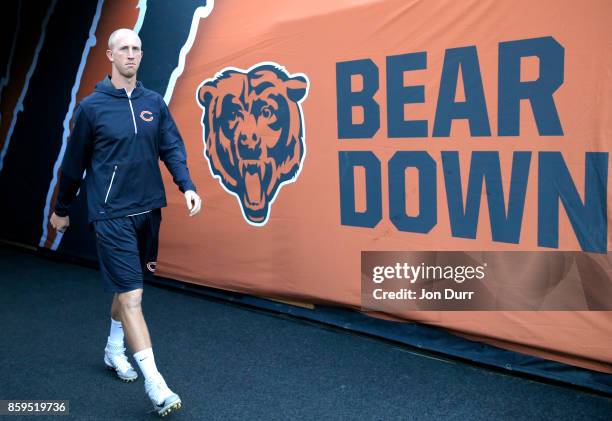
107 32 142 78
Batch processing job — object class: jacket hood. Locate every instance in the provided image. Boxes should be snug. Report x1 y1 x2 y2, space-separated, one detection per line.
94 75 144 98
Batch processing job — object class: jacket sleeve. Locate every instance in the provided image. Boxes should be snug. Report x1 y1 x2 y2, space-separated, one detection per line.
158 98 197 193
53 104 94 217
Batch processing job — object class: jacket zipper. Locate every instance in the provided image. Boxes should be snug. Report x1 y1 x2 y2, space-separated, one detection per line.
128 96 138 134
104 165 118 203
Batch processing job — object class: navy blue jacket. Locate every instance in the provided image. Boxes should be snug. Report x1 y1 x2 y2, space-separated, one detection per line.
54 76 196 222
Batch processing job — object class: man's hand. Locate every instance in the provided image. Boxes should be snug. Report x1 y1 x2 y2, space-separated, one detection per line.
50 212 70 233
184 190 202 217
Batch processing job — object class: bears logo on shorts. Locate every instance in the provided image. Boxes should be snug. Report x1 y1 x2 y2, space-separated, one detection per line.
196 63 309 225
146 261 157 273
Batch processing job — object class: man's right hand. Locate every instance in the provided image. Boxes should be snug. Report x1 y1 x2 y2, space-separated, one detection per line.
50 212 70 233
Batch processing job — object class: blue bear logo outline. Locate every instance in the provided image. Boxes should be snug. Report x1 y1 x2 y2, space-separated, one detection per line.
196 62 309 225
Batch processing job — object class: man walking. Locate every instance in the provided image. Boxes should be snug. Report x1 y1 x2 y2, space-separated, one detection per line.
50 28 201 417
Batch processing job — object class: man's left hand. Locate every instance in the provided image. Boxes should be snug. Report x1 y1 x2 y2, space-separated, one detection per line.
184 190 202 217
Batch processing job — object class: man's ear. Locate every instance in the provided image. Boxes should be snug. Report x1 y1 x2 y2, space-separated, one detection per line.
106 49 113 62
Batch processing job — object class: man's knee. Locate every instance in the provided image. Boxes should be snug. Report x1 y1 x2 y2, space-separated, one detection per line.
117 288 143 310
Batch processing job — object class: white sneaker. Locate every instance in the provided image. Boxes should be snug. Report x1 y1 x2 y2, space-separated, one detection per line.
145 374 182 417
104 341 138 382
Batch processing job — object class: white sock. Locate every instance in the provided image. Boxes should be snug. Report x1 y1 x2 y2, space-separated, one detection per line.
134 348 161 381
108 318 124 345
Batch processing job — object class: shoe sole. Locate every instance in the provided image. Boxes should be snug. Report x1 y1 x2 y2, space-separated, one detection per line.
105 363 138 382
159 400 182 417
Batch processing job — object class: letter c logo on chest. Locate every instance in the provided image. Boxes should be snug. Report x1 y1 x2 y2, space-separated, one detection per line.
140 110 154 122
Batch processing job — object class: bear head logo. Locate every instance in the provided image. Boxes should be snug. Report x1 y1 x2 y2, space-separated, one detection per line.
196 63 309 225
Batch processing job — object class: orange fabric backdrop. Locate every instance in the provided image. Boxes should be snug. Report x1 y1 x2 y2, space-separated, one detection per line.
147 0 612 372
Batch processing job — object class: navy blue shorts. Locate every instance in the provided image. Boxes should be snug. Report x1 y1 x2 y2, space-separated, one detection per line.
93 209 161 293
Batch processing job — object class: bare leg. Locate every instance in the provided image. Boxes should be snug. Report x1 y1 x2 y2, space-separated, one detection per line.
104 292 139 382
116 288 180 414
117 288 152 353
111 293 121 321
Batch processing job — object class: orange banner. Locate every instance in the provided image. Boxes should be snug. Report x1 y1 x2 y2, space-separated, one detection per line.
154 0 612 372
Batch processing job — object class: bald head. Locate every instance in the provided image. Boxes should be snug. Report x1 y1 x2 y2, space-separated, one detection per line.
106 28 143 80
108 28 141 50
